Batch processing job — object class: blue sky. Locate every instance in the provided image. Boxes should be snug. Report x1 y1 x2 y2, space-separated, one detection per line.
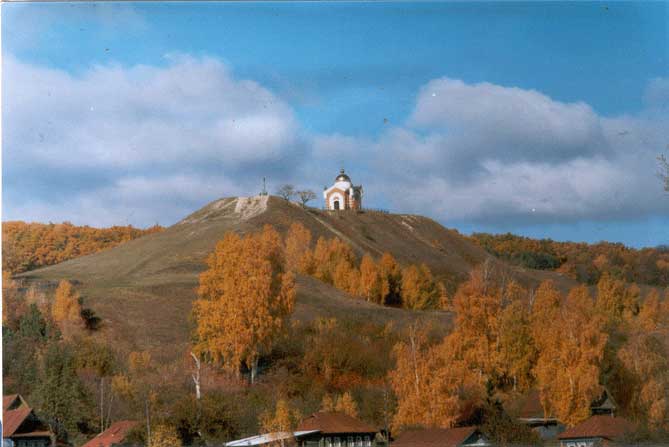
3 1 669 247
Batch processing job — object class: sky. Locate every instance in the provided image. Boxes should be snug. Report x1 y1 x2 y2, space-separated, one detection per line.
3 1 669 248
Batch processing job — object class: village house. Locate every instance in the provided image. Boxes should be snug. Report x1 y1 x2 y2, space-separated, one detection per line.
3 394 55 447
80 420 138 447
391 427 491 447
511 388 618 440
323 169 363 211
296 412 379 447
224 412 379 447
557 415 636 447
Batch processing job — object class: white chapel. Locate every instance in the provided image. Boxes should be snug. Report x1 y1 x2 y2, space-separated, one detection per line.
323 169 363 210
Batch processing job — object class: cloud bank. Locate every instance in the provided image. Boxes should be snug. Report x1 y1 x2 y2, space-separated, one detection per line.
3 55 668 230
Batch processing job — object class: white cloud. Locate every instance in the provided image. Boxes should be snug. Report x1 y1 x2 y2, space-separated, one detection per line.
373 78 669 223
4 54 299 169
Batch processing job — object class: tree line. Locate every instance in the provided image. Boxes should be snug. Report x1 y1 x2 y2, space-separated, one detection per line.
2 221 164 274
468 232 669 286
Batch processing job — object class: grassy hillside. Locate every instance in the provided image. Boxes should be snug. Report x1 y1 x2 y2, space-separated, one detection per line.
16 195 575 361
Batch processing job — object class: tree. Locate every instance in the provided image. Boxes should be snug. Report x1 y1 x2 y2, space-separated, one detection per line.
150 424 182 447
297 190 317 207
51 280 83 338
389 323 476 430
533 285 607 426
75 339 117 433
284 223 312 273
498 293 536 392
276 184 295 201
659 152 669 192
335 391 359 418
193 226 296 384
358 254 382 303
400 264 440 310
261 399 301 433
33 342 89 441
378 253 402 306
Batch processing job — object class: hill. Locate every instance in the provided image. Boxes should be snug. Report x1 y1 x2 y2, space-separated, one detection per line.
16 195 576 361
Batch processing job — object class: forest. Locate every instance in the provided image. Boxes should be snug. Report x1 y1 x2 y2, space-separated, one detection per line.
2 221 164 274
468 232 669 286
2 223 669 446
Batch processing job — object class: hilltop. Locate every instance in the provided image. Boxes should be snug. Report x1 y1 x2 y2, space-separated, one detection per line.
17 195 576 360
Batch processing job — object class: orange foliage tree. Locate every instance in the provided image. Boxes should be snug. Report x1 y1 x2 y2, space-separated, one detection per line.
532 284 607 427
400 264 442 310
192 226 296 383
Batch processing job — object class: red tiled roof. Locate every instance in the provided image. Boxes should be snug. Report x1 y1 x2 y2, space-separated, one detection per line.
3 406 33 437
3 394 21 411
558 416 635 441
297 412 376 434
81 420 139 447
392 427 478 447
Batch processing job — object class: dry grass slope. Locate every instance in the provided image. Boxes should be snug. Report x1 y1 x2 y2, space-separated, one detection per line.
18 196 575 361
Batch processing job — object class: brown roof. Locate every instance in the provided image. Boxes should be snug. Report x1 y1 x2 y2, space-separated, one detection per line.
3 394 22 411
297 412 376 434
3 405 33 437
81 420 139 447
513 390 555 420
392 427 479 447
558 416 636 441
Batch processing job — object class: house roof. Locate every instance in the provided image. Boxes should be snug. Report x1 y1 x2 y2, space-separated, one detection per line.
510 389 556 421
558 416 635 441
81 420 139 447
297 412 377 434
225 430 320 446
3 394 23 411
3 405 33 437
392 427 479 447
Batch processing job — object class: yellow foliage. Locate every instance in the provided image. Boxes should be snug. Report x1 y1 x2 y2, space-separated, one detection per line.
334 391 359 418
193 226 296 379
150 425 182 447
261 399 301 434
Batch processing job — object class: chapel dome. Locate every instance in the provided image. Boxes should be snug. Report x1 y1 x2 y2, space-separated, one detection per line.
335 169 351 182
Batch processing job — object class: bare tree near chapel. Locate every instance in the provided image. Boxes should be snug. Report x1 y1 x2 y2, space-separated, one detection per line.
297 190 317 207
276 184 295 200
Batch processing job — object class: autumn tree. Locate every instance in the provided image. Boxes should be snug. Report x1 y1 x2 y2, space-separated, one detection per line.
497 283 536 392
150 424 182 447
533 284 608 426
2 271 25 329
193 226 296 384
261 399 302 446
335 391 359 418
389 323 478 430
358 254 382 303
52 280 83 338
400 264 441 310
284 223 313 273
448 268 502 381
378 253 402 306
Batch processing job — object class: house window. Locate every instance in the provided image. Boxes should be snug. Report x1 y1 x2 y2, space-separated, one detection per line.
364 436 371 447
348 436 354 447
334 437 342 447
356 436 363 447
326 437 332 447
